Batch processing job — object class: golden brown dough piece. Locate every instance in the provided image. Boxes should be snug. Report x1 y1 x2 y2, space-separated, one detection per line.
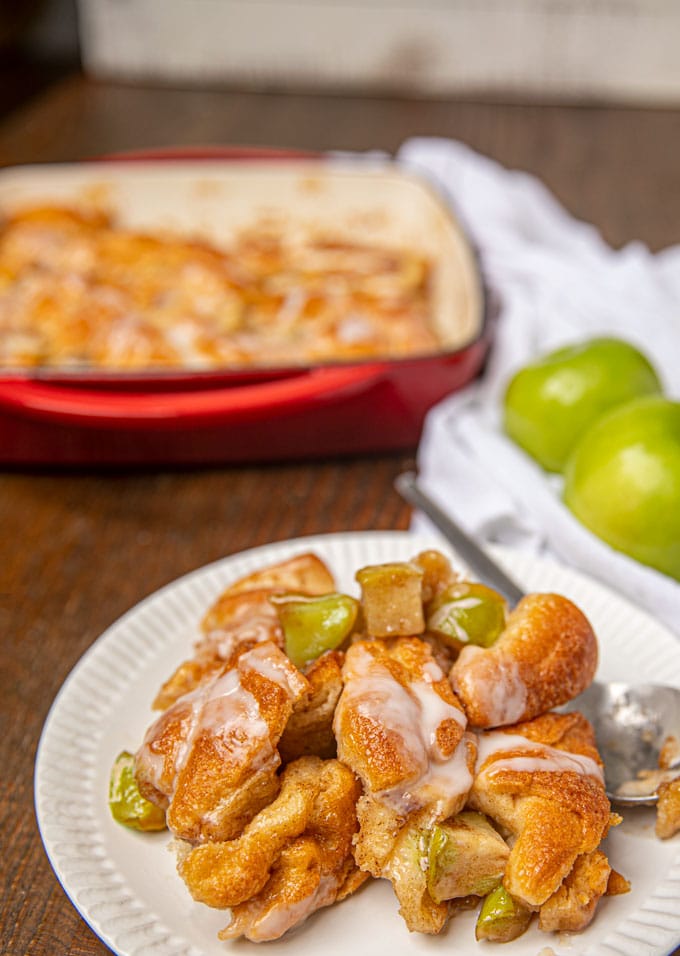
450 593 598 728
334 637 476 933
656 778 680 839
469 712 615 912
538 849 612 933
154 553 335 710
655 736 680 839
152 657 226 712
202 552 335 628
178 756 365 942
135 641 308 843
411 549 460 603
279 651 344 764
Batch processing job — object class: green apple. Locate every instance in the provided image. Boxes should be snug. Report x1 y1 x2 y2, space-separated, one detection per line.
270 592 359 667
563 396 680 581
503 337 662 472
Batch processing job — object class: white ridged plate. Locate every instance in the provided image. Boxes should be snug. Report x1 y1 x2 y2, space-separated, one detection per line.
35 531 680 956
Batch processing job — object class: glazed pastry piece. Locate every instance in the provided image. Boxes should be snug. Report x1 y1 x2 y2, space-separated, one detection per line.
135 641 308 843
656 735 680 839
178 756 365 942
335 637 474 820
154 553 335 710
450 593 598 728
469 711 616 910
202 553 336 630
153 589 281 711
334 637 477 933
153 657 226 713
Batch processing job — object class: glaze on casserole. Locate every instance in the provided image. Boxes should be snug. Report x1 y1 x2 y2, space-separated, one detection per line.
0 205 440 371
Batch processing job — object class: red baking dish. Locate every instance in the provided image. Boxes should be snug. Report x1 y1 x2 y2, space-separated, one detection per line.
0 149 491 465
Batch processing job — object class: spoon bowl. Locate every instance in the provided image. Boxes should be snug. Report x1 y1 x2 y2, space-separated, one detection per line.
395 470 680 807
562 682 680 805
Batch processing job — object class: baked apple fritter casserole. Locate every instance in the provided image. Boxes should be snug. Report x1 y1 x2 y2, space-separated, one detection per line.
109 548 645 945
0 206 438 370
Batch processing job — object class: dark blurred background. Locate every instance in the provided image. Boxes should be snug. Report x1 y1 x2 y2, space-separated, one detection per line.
0 0 79 117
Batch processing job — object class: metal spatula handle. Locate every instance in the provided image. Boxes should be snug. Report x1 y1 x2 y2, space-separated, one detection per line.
394 471 526 607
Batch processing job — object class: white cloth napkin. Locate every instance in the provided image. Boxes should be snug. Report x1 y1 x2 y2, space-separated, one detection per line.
396 137 680 635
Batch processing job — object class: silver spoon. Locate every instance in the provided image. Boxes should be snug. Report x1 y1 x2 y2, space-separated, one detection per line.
395 471 680 806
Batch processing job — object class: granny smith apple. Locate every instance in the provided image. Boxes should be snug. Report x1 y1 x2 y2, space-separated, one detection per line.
503 337 662 472
563 396 680 581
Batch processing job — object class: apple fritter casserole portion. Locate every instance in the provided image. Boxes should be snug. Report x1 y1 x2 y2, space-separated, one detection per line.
110 548 638 945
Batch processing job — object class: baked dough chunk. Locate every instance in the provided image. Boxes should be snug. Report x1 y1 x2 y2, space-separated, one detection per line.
178 756 365 941
334 637 476 933
450 593 598 728
469 712 615 912
135 641 308 843
656 778 680 839
538 849 612 933
203 553 335 612
154 553 335 710
279 650 344 763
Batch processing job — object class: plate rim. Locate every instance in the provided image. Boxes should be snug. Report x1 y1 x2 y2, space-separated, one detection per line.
34 529 680 956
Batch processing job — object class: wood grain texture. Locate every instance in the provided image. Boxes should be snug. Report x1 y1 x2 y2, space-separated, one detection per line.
1 74 679 956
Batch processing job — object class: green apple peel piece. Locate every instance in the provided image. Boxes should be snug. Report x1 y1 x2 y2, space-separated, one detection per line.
503 337 662 472
476 884 533 942
426 583 506 648
271 592 359 667
383 822 449 934
427 812 510 903
109 750 166 832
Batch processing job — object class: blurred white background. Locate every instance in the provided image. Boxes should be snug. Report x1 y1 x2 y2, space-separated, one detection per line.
18 0 680 105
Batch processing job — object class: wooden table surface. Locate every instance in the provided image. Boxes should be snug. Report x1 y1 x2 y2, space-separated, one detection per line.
2 74 679 956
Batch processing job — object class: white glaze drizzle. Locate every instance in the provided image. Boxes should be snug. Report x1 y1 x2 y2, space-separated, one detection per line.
340 644 472 817
137 642 303 802
241 641 307 697
381 731 476 820
455 647 528 725
197 604 282 661
244 874 339 941
475 731 604 785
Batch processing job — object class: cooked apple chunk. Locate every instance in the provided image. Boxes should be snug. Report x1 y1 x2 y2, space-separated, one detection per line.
382 818 449 934
476 884 533 942
427 812 509 904
356 561 425 637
